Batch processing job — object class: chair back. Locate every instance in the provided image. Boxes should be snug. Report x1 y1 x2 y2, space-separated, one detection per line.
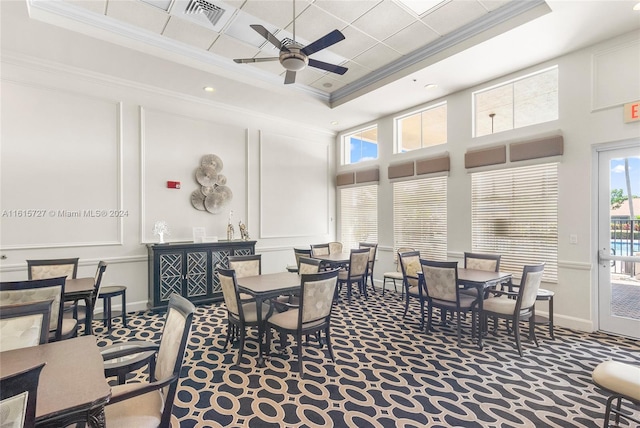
399 251 421 289
298 257 321 275
153 293 195 427
92 261 108 310
310 244 330 257
0 300 53 352
328 242 343 254
395 247 414 272
294 248 312 270
0 362 45 428
359 242 378 269
516 264 545 312
464 252 501 272
0 277 66 341
228 254 261 278
217 268 242 319
420 260 459 302
348 249 369 279
298 269 339 327
27 258 79 280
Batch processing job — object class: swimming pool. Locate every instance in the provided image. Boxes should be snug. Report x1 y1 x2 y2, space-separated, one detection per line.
611 240 640 256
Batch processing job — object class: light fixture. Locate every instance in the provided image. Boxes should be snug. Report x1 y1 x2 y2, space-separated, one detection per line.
279 48 308 72
634 2 640 11
424 83 438 89
330 121 339 126
489 113 496 134
203 86 215 93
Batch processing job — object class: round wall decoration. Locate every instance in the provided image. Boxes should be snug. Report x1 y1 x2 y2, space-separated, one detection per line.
191 154 232 214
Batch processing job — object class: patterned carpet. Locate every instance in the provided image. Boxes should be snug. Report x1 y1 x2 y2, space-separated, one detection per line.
91 288 640 428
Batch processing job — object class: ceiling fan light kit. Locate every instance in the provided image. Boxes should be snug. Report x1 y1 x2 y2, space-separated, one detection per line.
233 0 348 84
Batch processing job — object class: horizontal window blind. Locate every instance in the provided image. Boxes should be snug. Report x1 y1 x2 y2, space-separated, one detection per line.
472 163 558 282
340 185 378 251
393 176 447 261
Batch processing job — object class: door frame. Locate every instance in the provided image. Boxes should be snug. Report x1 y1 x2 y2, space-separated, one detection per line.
591 138 640 337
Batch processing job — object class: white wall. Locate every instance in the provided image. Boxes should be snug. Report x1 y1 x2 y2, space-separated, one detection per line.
337 30 640 332
0 5 337 311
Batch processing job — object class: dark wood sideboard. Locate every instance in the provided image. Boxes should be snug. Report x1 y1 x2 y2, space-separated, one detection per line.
147 240 256 310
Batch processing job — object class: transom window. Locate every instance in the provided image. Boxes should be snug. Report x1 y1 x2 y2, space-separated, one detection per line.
474 66 558 137
339 184 378 250
395 103 447 153
471 163 558 282
341 126 378 165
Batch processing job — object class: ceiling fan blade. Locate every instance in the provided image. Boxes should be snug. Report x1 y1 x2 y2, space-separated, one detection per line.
234 57 279 64
284 70 296 84
308 58 348 75
250 24 288 51
301 29 345 56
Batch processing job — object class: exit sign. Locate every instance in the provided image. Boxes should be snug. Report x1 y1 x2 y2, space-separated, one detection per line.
624 101 640 123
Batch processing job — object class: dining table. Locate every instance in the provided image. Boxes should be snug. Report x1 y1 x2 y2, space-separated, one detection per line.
457 268 512 349
65 277 97 335
312 251 352 268
0 335 111 427
237 271 302 367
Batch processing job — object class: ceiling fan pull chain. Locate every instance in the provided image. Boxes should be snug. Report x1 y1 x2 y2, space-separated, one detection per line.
292 0 296 42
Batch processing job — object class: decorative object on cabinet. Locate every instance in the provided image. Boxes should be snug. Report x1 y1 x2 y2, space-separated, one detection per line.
227 210 235 241
147 240 256 310
191 154 232 214
153 221 170 244
239 221 249 240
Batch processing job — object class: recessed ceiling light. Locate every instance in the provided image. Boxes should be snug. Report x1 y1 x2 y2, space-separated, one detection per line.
424 84 438 89
634 2 640 11
323 82 333 88
331 121 339 126
203 86 215 93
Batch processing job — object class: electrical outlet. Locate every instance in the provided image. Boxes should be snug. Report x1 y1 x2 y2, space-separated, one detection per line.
570 234 578 244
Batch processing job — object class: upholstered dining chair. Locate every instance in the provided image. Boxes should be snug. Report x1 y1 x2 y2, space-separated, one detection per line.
460 252 502 298
67 261 108 327
480 263 545 356
310 243 330 257
398 250 425 328
275 257 322 311
265 269 340 378
102 293 195 428
359 242 378 293
382 247 414 297
228 254 261 301
0 276 74 342
0 300 53 352
286 248 312 273
0 362 45 428
420 259 478 347
337 248 370 304
218 268 272 365
328 242 343 254
27 257 79 280
592 360 640 428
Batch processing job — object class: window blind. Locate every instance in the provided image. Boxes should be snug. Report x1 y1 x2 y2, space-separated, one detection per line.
471 163 558 282
393 176 447 261
340 185 378 250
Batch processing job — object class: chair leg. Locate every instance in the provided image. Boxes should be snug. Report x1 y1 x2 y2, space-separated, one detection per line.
223 323 232 349
382 278 387 296
325 327 335 362
297 333 304 377
514 317 523 357
529 316 539 347
402 292 410 318
456 311 462 347
419 299 425 329
427 305 434 332
237 327 246 365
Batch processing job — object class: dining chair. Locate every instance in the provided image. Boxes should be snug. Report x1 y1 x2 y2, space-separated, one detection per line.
398 250 425 328
0 300 53 352
102 293 195 428
0 362 46 428
460 252 502 298
310 243 330 257
217 268 272 365
275 257 322 311
0 276 74 342
358 242 378 293
265 269 340 378
27 257 79 280
382 247 414 297
480 263 545 356
328 242 343 254
337 248 370 304
420 259 478 347
286 248 312 273
592 360 640 428
228 254 261 301
66 261 108 328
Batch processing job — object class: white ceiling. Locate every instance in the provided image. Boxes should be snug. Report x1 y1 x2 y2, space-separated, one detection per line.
18 0 640 131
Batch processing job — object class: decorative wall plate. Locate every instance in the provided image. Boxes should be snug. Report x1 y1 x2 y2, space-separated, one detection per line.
201 186 215 196
201 154 223 174
190 190 206 211
216 174 227 185
204 193 224 214
195 166 217 186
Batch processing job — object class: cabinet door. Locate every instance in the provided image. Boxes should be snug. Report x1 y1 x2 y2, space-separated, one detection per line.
158 251 183 303
211 249 231 294
185 250 208 298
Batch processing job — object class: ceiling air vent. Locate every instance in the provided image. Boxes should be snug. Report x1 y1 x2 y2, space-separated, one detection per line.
170 0 235 32
185 0 225 27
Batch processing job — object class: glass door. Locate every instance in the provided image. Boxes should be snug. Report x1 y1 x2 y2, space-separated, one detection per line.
597 144 640 338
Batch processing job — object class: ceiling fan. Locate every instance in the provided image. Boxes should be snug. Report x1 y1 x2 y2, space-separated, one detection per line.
233 0 348 85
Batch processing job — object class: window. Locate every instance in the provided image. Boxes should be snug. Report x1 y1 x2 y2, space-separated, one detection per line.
395 103 447 153
471 163 558 282
342 126 378 165
474 66 558 137
393 176 447 260
339 184 378 250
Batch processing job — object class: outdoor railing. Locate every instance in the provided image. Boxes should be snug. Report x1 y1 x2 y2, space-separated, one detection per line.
610 219 639 276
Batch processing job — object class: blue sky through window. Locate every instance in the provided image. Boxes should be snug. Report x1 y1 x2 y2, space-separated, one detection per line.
350 138 378 164
611 156 640 195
